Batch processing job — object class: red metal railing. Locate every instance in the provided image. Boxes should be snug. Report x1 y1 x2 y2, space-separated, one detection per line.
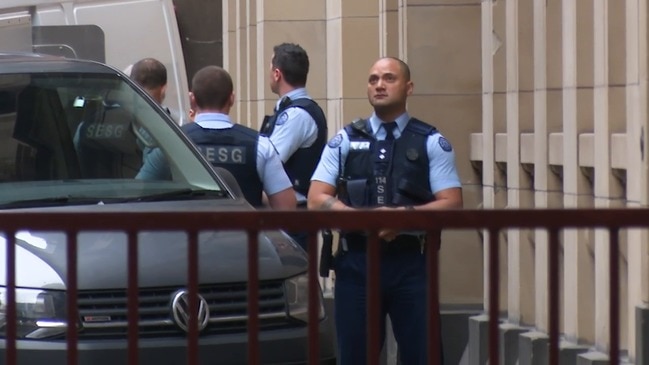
1 208 633 364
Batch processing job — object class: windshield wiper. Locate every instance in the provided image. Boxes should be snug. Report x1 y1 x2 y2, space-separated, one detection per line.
0 196 103 209
132 189 227 202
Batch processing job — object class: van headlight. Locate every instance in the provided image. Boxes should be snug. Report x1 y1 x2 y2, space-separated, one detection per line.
0 287 68 339
284 274 325 323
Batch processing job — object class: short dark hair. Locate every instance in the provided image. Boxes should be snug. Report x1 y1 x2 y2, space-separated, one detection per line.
130 58 167 89
191 66 233 109
272 43 309 87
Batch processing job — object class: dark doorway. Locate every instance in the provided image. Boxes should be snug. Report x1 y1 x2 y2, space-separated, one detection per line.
172 0 223 86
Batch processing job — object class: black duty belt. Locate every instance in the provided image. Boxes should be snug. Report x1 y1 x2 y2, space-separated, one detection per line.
342 233 423 254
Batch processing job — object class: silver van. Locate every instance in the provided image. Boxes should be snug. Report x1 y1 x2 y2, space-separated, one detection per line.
0 53 336 364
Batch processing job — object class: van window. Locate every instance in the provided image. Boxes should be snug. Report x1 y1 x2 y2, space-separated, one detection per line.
0 72 223 207
33 25 106 62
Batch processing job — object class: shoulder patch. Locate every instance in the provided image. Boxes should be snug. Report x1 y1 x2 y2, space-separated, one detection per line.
438 137 453 152
276 112 289 126
327 133 343 148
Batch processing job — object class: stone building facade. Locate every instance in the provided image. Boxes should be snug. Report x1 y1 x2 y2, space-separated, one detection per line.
224 1 649 363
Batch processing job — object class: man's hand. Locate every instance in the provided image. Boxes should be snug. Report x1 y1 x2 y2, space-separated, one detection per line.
375 206 401 241
307 181 352 211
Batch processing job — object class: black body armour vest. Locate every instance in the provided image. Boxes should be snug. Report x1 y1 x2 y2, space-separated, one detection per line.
260 97 328 196
342 118 438 208
182 123 263 207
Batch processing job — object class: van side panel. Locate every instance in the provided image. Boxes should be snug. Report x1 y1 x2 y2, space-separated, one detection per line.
0 12 32 52
31 0 190 124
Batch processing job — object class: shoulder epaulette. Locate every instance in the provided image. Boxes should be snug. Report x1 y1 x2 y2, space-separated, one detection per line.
345 118 373 139
405 118 438 136
232 123 259 139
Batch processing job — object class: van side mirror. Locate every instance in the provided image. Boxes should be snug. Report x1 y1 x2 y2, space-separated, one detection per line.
212 166 245 201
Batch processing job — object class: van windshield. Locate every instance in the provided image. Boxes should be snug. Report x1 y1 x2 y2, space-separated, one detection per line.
0 72 224 207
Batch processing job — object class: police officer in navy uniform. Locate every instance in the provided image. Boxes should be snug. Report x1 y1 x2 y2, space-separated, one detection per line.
182 65 297 210
308 57 463 364
260 43 328 248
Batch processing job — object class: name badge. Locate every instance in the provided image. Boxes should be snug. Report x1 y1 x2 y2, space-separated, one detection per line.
350 141 371 150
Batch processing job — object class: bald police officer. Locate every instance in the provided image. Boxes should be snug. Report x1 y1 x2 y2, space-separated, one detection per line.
182 66 296 210
308 57 463 364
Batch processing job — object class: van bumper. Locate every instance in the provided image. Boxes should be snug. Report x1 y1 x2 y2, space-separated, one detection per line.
0 321 336 365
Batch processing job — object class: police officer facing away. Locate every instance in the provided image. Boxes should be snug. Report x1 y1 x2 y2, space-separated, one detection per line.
129 58 168 107
308 57 463 364
260 43 328 205
182 66 297 210
260 43 328 250
129 58 172 180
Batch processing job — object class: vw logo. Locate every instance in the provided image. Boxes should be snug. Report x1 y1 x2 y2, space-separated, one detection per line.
170 290 210 333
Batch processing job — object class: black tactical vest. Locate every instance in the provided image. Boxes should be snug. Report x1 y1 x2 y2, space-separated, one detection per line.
342 118 437 208
260 97 327 196
182 123 263 207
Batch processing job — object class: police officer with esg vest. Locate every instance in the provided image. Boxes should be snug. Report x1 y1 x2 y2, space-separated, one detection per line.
182 66 296 210
308 57 463 364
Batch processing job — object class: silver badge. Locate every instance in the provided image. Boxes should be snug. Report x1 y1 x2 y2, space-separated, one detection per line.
350 141 371 150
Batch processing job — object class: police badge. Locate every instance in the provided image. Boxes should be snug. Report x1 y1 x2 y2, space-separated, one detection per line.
276 112 289 126
438 137 453 152
328 134 343 148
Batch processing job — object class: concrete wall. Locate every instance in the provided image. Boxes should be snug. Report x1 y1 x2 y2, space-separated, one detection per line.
476 0 649 363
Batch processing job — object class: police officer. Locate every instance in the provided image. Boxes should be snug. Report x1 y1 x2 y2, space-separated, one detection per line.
308 57 463 364
129 57 172 181
260 43 328 249
182 65 297 210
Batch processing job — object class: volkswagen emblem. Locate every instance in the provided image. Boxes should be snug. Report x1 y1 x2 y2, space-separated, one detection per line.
171 290 210 333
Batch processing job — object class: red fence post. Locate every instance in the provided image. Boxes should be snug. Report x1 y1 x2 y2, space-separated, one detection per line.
127 230 139 365
488 228 500 365
366 232 381 365
548 229 560 365
5 231 16 365
609 228 620 365
308 231 320 364
427 230 441 365
247 230 260 365
66 232 79 365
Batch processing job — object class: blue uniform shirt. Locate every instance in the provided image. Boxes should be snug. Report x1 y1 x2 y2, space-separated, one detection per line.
194 113 292 196
269 88 319 163
311 112 461 194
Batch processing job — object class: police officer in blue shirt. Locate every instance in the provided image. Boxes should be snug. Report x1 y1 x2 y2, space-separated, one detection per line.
182 65 296 210
260 43 328 248
128 58 172 181
308 57 463 364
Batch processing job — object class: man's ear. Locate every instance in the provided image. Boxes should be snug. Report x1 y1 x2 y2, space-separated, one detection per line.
159 84 168 103
228 92 235 107
273 67 282 83
406 80 414 97
189 91 197 109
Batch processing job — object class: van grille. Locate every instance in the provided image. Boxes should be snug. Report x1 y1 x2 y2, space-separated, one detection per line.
75 281 295 339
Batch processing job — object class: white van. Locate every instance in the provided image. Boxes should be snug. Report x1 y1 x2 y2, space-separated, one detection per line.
0 0 191 124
